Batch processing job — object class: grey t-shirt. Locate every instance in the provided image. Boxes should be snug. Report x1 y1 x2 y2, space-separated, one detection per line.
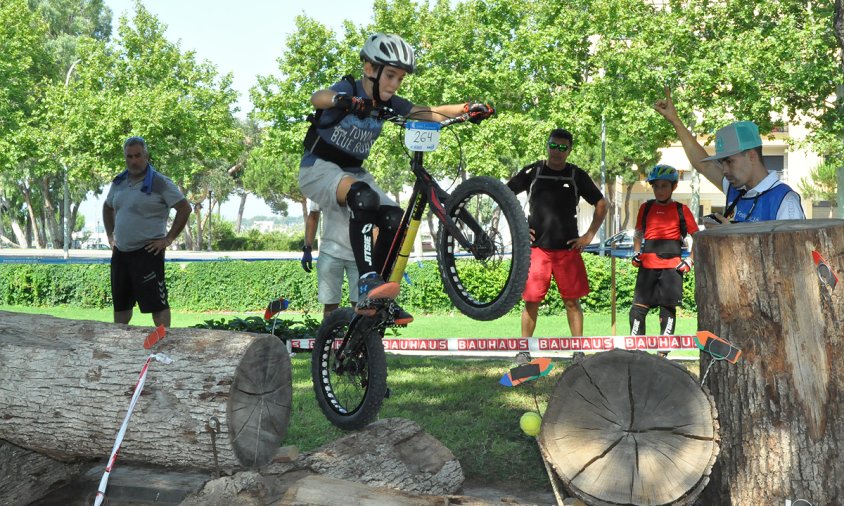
105 168 186 252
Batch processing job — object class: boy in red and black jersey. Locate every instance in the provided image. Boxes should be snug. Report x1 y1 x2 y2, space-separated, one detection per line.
629 165 699 351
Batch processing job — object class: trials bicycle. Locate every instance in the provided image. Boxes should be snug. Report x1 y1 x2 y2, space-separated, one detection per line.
311 105 531 430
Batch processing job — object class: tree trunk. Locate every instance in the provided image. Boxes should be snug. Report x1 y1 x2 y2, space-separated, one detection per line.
695 219 844 504
9 218 27 248
236 192 247 233
540 349 718 506
0 311 292 471
40 175 62 249
836 0 844 219
0 440 88 505
622 181 634 230
70 201 80 245
194 202 204 251
20 183 44 248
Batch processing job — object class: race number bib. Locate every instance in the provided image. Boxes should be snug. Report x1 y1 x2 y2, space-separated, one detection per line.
404 121 441 152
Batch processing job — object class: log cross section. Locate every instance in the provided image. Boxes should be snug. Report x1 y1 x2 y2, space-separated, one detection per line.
540 349 718 506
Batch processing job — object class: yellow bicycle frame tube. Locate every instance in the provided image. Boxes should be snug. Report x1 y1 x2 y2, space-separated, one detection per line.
388 193 425 283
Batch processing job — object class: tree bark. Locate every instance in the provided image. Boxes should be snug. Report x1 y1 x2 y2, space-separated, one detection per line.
236 191 247 233
40 175 62 249
695 219 844 504
19 183 44 248
540 349 718 506
0 440 87 506
0 312 292 471
194 201 204 251
622 181 634 230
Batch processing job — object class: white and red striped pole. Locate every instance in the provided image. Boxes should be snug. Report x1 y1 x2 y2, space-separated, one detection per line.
94 326 171 506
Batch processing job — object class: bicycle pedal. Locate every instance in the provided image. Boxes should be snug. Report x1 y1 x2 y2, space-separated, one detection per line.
356 298 393 312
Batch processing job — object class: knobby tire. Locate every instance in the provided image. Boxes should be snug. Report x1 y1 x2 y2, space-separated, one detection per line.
311 308 388 430
436 176 530 320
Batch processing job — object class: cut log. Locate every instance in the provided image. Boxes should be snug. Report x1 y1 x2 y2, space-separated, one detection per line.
694 219 844 504
301 417 464 495
0 439 88 505
540 349 718 506
179 418 467 506
0 311 291 470
279 475 461 506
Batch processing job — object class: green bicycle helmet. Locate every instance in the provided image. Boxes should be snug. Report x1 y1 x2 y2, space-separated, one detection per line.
646 164 679 183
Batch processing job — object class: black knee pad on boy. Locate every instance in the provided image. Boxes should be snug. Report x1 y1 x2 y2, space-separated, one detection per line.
629 304 649 336
659 306 677 335
347 181 380 273
347 181 380 219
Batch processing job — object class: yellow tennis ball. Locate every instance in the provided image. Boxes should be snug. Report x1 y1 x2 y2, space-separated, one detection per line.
520 411 542 436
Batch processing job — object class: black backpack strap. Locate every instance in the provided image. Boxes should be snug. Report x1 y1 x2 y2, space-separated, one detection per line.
642 199 687 238
676 202 687 238
527 161 579 204
641 199 656 237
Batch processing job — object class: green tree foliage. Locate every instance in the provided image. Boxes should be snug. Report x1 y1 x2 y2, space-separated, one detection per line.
41 3 242 250
252 0 841 219
0 1 241 250
0 0 52 247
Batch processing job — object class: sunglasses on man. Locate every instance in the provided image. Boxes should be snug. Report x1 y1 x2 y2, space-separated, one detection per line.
548 141 570 152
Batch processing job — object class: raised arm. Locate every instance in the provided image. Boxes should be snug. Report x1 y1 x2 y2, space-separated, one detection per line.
653 87 723 189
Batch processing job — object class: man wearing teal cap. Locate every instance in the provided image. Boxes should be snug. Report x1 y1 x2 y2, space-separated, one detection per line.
653 88 804 224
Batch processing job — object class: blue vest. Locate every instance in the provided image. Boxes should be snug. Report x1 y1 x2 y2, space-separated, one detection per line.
726 183 793 222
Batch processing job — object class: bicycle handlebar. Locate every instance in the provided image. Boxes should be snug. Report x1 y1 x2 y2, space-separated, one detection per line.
371 105 474 129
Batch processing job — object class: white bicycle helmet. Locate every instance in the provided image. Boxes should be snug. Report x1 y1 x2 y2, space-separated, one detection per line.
360 33 416 74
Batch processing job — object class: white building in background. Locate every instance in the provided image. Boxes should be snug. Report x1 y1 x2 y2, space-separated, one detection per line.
250 220 277 233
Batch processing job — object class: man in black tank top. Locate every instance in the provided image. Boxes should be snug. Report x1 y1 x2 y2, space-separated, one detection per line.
507 129 607 338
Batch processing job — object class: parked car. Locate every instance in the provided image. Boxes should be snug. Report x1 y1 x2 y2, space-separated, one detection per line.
583 230 689 258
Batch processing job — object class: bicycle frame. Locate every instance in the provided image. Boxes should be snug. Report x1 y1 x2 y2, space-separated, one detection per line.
334 119 494 364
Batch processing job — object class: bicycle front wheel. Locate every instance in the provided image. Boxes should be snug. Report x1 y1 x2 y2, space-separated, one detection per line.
311 308 388 430
436 176 530 320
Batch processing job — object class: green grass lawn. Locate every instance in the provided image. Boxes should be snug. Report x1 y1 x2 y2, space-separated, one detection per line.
1 304 703 493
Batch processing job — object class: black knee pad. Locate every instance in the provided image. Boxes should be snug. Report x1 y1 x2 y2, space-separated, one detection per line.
659 306 677 335
377 205 404 232
347 181 380 218
629 304 649 336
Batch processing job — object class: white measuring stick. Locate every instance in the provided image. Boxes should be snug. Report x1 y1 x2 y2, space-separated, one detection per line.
94 325 171 506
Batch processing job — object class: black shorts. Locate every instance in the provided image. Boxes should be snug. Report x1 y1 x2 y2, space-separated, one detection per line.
111 248 169 314
632 267 684 307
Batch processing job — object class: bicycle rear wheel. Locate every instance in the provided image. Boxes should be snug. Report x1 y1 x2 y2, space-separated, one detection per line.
436 176 530 320
311 308 388 430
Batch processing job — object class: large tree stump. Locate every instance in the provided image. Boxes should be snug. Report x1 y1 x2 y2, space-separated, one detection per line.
0 311 291 471
540 349 718 506
695 219 844 505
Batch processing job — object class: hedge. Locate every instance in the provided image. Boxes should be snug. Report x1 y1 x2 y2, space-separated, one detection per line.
0 256 696 315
